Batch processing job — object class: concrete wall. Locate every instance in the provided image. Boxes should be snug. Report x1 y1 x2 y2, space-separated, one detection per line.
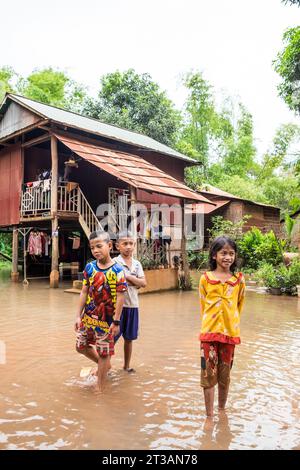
139 268 178 294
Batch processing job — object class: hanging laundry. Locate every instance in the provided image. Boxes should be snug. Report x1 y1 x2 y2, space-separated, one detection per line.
42 179 51 192
28 231 42 256
72 236 80 250
44 234 51 257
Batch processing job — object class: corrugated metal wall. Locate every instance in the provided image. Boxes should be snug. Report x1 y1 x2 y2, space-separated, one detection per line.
0 145 22 226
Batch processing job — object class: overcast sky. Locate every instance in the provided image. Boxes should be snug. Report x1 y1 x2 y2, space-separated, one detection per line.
1 0 299 155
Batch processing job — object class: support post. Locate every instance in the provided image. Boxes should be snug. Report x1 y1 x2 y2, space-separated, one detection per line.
130 185 138 258
11 227 19 282
50 135 59 288
181 199 191 290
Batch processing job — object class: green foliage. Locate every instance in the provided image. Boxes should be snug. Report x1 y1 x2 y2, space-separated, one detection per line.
282 1 300 6
0 233 12 258
82 69 181 146
274 26 300 113
285 213 296 238
221 104 257 178
258 124 300 182
238 228 284 271
17 68 87 112
210 174 268 203
255 258 300 294
287 257 300 287
179 72 218 169
208 215 250 242
255 263 283 289
0 66 17 101
139 256 161 270
188 250 209 270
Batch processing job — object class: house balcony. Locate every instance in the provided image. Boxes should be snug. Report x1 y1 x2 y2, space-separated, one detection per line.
21 181 78 220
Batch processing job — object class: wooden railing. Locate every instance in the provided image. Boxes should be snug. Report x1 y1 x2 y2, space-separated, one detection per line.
77 186 103 238
21 182 102 238
21 184 51 216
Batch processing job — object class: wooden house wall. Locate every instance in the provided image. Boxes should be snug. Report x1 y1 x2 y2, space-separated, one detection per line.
0 144 22 226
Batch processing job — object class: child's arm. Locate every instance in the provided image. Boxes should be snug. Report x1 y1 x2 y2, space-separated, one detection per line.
125 273 146 288
110 292 125 336
199 275 207 315
237 275 246 314
74 285 88 331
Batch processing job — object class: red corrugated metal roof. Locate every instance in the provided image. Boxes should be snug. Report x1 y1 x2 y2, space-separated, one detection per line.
55 134 214 204
186 199 230 214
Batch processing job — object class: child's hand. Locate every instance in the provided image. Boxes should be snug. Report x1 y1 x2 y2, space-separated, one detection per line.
109 323 120 337
125 274 135 286
74 316 81 332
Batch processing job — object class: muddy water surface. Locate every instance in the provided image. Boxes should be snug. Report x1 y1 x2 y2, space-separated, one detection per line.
0 279 300 450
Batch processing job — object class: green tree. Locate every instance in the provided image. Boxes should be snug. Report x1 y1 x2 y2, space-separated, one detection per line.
82 69 181 146
274 26 300 113
178 72 218 170
258 123 300 181
261 174 300 213
282 1 300 6
220 103 257 178
0 66 17 101
17 67 87 112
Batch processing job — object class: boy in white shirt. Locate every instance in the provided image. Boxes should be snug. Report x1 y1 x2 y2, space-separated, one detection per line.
114 231 146 372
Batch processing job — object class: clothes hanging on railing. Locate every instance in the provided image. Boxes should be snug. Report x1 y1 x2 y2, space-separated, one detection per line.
42 179 51 192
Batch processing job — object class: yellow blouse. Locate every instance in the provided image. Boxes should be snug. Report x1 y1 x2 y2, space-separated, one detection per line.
199 271 246 345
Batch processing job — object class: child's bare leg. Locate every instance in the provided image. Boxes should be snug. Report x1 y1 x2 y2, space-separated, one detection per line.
76 345 99 364
97 356 111 392
204 386 215 417
218 383 229 410
124 340 133 370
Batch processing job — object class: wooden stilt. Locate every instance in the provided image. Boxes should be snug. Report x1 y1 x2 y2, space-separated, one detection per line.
11 227 19 282
130 185 138 258
181 199 191 290
50 135 59 288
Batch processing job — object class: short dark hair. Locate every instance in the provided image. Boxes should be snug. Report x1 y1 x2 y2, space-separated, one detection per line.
208 236 238 273
89 230 110 243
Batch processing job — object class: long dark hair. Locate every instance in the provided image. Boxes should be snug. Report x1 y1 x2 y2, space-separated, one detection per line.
208 236 238 274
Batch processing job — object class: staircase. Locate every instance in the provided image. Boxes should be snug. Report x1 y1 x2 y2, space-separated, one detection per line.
21 182 104 239
77 187 103 238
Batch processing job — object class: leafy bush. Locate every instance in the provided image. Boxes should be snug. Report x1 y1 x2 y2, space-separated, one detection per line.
255 258 300 295
0 233 12 258
140 256 161 270
238 228 284 271
255 263 283 289
188 250 209 270
208 215 250 241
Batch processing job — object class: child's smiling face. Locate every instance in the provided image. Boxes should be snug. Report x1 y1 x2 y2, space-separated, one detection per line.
214 243 236 271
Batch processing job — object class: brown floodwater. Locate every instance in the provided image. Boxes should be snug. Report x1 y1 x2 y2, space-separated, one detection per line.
0 277 300 450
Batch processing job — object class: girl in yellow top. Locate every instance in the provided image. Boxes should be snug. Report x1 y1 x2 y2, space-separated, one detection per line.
199 236 246 417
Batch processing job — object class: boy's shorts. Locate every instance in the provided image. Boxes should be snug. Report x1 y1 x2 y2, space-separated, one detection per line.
76 326 114 357
200 341 235 388
114 307 139 342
